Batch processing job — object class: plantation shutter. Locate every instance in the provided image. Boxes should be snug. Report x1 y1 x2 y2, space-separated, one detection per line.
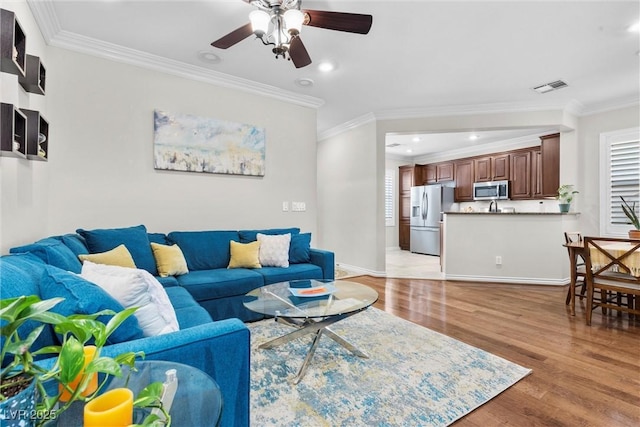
385 170 394 226
601 128 640 236
609 139 639 225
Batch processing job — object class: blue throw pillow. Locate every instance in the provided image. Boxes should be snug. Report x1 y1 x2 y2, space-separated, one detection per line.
238 228 300 243
56 234 89 256
77 225 157 275
168 230 239 270
0 255 58 356
39 265 144 345
10 238 82 273
289 233 311 263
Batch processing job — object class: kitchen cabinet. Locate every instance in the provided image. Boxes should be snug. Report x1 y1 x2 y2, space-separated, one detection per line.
454 160 474 202
425 164 436 184
540 133 560 197
424 162 453 184
436 162 454 182
510 150 531 199
474 154 509 182
398 165 415 250
531 149 543 198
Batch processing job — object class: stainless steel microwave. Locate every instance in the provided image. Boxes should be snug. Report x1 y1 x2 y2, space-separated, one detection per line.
473 180 510 200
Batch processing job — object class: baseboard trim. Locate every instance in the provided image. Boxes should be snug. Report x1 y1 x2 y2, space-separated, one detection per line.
444 274 568 286
336 263 386 277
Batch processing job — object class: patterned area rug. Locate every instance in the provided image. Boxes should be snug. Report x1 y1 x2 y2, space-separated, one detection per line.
249 307 531 426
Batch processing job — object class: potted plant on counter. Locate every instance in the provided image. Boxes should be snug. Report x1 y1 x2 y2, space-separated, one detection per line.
620 196 640 240
557 184 578 213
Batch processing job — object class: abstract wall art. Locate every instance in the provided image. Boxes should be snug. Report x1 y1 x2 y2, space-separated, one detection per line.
153 109 266 176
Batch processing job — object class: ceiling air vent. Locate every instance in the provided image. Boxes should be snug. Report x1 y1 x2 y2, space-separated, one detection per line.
533 80 568 94
386 143 401 148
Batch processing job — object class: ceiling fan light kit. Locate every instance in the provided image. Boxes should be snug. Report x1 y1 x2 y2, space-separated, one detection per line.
211 0 372 69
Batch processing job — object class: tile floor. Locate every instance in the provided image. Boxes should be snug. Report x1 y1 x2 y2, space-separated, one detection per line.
336 249 444 280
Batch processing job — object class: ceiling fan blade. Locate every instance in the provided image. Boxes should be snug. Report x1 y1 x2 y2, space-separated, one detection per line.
289 37 312 68
303 9 373 34
211 23 254 49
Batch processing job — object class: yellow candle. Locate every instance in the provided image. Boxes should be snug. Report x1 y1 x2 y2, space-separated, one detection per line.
59 345 98 401
84 388 133 427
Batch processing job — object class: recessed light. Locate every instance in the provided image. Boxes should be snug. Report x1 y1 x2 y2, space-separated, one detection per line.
197 50 221 64
412 137 421 142
469 134 479 140
295 78 314 88
406 149 413 153
318 61 335 72
628 22 640 33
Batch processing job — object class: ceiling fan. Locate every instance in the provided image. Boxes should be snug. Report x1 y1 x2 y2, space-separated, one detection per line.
211 0 373 69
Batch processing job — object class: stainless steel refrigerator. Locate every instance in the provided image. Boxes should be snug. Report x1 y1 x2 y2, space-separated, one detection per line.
410 184 454 256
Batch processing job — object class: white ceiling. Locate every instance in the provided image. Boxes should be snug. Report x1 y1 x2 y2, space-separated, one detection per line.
25 0 640 156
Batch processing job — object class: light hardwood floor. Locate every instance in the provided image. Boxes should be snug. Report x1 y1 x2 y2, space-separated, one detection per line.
346 275 640 427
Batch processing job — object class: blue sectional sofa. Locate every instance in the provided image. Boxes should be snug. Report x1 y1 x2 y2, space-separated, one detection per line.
3 224 335 427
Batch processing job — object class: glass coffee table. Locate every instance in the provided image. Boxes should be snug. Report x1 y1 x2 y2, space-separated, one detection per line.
243 279 378 383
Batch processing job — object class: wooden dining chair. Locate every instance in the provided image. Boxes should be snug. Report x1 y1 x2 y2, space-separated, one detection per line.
564 231 586 315
583 236 640 325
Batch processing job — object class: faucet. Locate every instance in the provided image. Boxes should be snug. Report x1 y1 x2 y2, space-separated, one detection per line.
489 199 498 213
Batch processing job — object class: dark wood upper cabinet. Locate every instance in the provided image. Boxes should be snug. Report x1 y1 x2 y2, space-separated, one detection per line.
492 154 510 180
540 133 560 197
454 160 474 201
531 149 543 198
510 151 532 199
474 157 492 182
425 164 437 184
436 162 454 182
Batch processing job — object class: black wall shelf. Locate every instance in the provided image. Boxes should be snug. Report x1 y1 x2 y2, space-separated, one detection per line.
19 54 46 95
1 103 28 159
0 9 26 77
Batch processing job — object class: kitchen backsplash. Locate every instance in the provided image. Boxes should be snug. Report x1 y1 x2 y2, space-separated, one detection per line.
456 199 574 213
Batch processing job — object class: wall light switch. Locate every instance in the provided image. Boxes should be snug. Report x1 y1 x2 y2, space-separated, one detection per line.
292 202 306 212
282 201 289 212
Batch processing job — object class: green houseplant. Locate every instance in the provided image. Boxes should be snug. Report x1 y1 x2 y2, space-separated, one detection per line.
1 296 170 426
557 184 579 213
620 196 640 239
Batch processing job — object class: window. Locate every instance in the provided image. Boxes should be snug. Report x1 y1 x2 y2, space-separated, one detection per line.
600 127 640 236
385 169 395 226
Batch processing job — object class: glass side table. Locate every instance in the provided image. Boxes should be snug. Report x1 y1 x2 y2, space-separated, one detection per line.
56 360 222 426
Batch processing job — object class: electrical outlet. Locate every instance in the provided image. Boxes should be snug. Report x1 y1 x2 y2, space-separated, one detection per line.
495 256 502 265
292 202 306 212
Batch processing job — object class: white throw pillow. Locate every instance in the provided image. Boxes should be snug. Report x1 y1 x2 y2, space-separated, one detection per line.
257 233 291 267
80 261 179 336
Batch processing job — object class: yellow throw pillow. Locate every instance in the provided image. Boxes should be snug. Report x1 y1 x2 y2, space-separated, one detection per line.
150 242 189 277
228 240 261 269
78 244 136 268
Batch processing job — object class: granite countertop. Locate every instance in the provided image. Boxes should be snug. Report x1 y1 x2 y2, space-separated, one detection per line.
445 211 580 215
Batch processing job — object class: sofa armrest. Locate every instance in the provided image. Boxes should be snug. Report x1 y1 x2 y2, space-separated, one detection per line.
38 319 249 427
103 319 249 427
310 248 335 280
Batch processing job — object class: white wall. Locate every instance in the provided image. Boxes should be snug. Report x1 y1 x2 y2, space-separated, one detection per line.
575 105 640 236
0 2 319 254
317 120 384 274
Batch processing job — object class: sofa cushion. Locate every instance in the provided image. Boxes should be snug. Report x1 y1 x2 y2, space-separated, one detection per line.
168 230 239 271
255 263 323 285
150 242 189 277
77 225 157 275
228 241 262 269
10 238 83 273
155 276 179 288
238 228 300 243
39 265 144 344
0 255 58 353
164 287 213 329
80 262 179 337
78 244 137 268
147 233 170 245
289 233 312 264
175 268 264 301
257 233 290 267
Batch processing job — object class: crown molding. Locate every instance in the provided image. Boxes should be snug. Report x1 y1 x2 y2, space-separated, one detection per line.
579 94 640 116
27 1 324 110
317 112 376 141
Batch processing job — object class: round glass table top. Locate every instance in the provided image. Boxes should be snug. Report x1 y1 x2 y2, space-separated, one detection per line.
243 279 379 319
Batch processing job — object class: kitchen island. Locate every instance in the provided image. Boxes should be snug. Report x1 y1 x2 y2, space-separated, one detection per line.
443 212 579 285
